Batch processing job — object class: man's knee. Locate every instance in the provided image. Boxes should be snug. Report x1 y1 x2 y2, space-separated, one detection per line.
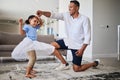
73 66 82 72
73 67 79 72
51 42 60 49
73 64 83 72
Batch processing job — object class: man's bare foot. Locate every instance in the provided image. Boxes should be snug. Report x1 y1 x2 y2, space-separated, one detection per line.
25 74 36 78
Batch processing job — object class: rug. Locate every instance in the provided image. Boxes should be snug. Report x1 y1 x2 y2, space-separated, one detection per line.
68 72 120 80
0 61 120 80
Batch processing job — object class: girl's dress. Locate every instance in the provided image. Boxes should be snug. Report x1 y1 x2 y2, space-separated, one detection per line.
11 24 55 61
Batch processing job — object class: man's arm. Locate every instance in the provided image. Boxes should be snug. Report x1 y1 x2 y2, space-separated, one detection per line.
36 10 51 17
36 10 64 20
76 17 91 57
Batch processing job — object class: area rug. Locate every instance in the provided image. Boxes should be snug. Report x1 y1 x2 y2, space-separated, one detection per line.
0 62 120 80
68 72 120 80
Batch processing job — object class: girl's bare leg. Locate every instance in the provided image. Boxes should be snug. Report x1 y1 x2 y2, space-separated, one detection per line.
25 50 36 78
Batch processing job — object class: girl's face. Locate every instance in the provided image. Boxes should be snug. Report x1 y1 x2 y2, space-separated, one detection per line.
29 17 39 27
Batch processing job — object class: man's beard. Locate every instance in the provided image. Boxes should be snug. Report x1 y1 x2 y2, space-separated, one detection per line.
70 11 76 16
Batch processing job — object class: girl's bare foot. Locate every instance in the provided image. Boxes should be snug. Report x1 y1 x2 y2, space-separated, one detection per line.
25 66 37 78
24 67 37 74
31 69 37 74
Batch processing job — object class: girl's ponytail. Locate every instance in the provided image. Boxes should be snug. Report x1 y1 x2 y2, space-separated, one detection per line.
25 15 36 24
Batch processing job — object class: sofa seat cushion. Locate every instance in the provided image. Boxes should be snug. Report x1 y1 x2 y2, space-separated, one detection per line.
37 35 55 44
0 45 16 51
0 32 25 45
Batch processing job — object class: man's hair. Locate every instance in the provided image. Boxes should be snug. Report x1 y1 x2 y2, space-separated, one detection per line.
70 0 80 7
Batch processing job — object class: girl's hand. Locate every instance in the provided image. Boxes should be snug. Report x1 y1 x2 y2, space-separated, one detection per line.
18 18 25 35
18 18 23 25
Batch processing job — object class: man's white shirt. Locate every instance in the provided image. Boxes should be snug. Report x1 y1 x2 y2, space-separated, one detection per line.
50 12 91 49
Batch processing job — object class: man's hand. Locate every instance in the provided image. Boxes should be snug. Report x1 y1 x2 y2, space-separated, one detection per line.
75 49 84 57
36 10 43 17
75 44 88 57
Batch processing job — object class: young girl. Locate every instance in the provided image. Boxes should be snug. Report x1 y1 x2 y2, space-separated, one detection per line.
11 15 55 78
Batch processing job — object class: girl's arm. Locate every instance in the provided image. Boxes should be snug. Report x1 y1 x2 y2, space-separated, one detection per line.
35 17 43 29
37 17 43 27
18 18 26 35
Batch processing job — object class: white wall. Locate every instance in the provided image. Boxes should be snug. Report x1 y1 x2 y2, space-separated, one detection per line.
0 0 58 20
93 0 120 58
58 0 70 38
0 0 58 33
78 0 93 61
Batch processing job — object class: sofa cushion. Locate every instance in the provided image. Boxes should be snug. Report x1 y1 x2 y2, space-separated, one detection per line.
0 32 54 44
0 45 16 51
37 35 54 44
0 32 25 45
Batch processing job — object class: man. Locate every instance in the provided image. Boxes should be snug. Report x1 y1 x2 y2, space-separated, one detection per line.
36 0 100 72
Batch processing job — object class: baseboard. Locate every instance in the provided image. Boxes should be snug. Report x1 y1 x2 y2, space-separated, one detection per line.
0 56 55 63
93 53 118 58
82 57 93 62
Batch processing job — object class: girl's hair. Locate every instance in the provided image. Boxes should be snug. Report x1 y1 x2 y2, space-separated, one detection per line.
25 15 36 24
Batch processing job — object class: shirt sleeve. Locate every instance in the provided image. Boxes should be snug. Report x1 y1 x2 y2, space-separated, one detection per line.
50 12 64 20
83 17 91 45
23 24 29 33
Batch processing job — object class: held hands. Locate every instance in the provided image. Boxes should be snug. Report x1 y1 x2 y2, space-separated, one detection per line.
36 10 43 17
36 10 43 25
36 10 51 17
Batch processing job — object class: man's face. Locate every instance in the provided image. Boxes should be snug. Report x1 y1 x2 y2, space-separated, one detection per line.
69 3 78 15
